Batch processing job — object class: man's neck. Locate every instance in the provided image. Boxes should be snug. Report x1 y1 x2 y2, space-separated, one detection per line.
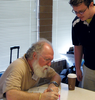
90 6 95 18
26 58 33 71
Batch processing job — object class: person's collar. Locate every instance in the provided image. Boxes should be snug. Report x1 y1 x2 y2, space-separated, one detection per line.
22 54 33 73
86 18 92 23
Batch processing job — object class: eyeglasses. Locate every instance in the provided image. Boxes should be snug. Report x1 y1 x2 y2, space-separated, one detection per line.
72 7 88 15
40 55 51 63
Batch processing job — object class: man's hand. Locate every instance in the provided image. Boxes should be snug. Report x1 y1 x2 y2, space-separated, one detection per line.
41 92 59 100
76 69 83 81
44 87 59 93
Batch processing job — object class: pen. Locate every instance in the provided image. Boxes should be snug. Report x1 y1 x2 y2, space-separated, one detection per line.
59 94 60 100
50 88 53 92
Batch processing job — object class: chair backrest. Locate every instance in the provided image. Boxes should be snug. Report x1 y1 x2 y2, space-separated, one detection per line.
10 46 20 64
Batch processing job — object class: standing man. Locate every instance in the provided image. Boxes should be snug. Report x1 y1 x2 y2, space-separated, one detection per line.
0 38 61 100
69 0 95 91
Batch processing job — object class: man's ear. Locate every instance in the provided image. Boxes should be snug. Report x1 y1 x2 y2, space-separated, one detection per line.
89 2 94 7
33 52 37 59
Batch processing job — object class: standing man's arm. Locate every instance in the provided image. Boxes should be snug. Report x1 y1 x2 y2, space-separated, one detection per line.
74 45 83 81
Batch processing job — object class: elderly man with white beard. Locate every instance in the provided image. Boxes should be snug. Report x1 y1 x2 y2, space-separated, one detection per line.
0 38 61 100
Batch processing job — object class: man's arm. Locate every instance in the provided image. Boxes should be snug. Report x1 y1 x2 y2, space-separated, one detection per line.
48 73 61 90
6 89 40 100
74 45 83 81
6 89 59 100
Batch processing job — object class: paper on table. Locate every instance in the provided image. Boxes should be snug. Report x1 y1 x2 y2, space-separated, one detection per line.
28 87 61 100
28 87 47 93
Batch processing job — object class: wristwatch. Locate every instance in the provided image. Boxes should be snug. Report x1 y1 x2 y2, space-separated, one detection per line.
49 81 59 87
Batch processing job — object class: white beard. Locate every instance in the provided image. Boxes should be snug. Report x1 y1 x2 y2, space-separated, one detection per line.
32 60 50 78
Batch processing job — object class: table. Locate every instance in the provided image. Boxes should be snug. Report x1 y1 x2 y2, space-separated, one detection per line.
61 83 95 100
1 83 95 100
28 83 95 100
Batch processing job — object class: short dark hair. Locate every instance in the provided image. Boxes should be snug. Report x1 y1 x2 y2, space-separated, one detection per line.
69 0 93 7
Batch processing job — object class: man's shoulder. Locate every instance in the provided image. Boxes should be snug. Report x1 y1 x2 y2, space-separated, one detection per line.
11 58 25 66
72 16 79 22
9 58 27 72
72 16 80 27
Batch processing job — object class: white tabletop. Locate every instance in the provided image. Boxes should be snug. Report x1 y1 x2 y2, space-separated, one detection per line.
1 83 95 100
27 83 95 100
61 83 95 100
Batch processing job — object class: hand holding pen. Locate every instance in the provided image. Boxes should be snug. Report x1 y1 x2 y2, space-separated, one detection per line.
43 88 59 100
50 88 60 100
44 87 59 93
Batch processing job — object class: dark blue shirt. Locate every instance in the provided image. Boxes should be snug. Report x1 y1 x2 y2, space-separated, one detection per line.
72 14 95 70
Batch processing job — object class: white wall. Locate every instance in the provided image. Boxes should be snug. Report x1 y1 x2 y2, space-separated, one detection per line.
0 0 76 71
0 0 37 71
52 0 75 60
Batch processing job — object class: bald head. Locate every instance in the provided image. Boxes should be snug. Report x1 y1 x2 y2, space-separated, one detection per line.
25 38 54 60
41 42 54 57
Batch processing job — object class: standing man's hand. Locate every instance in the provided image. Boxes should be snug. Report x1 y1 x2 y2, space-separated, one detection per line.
76 68 82 81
